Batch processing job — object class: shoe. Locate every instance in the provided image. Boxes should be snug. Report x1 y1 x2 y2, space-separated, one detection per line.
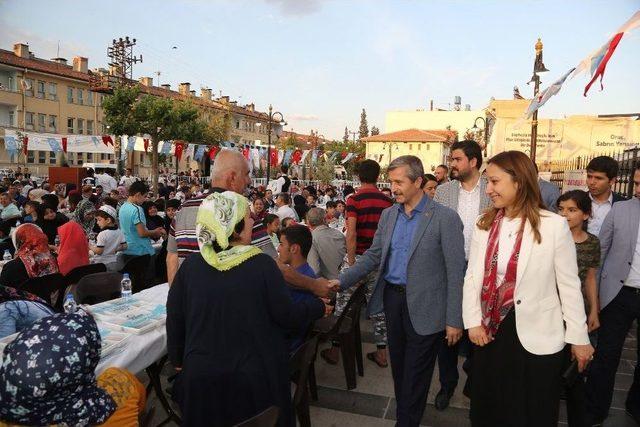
435 388 454 411
366 351 388 368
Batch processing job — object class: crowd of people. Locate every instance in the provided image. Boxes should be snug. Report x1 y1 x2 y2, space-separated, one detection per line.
0 142 639 427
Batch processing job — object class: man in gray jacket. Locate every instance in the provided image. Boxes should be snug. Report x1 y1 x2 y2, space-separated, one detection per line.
306 207 346 280
335 155 466 426
585 166 640 425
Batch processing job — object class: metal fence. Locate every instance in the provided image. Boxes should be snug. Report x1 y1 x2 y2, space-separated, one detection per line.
541 147 639 199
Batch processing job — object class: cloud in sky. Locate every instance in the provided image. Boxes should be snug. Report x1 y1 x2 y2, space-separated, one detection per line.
263 0 325 16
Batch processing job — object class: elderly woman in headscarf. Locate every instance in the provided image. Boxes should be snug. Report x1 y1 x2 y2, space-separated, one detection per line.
167 191 326 427
0 223 58 288
0 311 147 426
56 221 90 276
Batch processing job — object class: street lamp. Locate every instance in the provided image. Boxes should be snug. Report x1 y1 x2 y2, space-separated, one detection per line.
471 115 494 157
266 104 286 185
527 38 549 164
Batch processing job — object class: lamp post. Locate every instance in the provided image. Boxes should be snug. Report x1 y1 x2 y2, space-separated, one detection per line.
471 114 495 158
528 38 549 164
265 104 286 185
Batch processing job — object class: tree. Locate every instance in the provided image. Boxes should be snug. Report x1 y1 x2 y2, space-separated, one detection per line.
343 127 349 143
371 126 380 136
315 158 335 184
359 108 369 139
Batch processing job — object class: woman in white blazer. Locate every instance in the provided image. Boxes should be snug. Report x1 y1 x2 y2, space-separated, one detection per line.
462 151 594 426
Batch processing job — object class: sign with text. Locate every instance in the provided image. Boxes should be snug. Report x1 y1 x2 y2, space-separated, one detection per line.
562 169 588 192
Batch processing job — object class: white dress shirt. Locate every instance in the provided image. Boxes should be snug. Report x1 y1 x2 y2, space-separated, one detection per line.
625 224 640 289
587 192 613 236
458 179 481 259
275 205 299 221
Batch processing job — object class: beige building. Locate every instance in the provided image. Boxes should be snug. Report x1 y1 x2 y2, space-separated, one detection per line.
361 129 457 173
0 42 282 177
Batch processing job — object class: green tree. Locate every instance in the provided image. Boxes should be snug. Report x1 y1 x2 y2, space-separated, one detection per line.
359 108 369 139
343 127 349 143
371 126 380 136
315 158 335 184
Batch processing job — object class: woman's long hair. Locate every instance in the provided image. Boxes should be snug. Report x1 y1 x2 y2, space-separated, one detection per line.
478 151 546 243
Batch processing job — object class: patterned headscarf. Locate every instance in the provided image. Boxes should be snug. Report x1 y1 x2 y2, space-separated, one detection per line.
0 312 117 425
196 191 261 270
11 223 59 278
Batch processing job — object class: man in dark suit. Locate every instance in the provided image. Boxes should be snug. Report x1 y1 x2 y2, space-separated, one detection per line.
586 156 625 236
333 155 466 426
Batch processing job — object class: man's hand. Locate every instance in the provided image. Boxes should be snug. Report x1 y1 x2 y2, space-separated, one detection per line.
587 310 600 333
572 344 595 373
468 326 492 347
321 298 334 317
327 279 341 293
445 326 463 346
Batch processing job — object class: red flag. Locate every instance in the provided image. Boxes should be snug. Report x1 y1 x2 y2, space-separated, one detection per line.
242 146 250 160
270 149 278 167
143 138 149 153
174 141 184 161
584 32 624 96
22 136 28 156
209 145 220 160
292 149 302 164
341 151 348 159
102 135 113 146
61 137 68 153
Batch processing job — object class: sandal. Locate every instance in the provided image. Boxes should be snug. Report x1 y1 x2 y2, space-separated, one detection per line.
320 348 339 365
367 351 388 368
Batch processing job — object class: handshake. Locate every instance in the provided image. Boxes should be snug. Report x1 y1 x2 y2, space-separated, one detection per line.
315 278 341 297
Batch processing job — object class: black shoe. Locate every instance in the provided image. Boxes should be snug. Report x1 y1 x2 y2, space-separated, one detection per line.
435 388 454 411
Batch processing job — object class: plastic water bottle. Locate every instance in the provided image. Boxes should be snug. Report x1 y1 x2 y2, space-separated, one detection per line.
121 273 132 299
63 294 77 314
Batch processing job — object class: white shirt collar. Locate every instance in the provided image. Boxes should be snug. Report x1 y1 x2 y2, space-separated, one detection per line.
589 191 613 205
459 177 481 194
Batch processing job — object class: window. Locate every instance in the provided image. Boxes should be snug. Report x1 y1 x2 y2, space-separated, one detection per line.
67 117 74 134
38 113 46 132
236 120 240 129
48 82 57 100
77 89 83 105
67 87 74 103
25 112 34 130
87 120 94 135
36 81 45 99
49 151 56 164
24 79 34 97
49 115 57 132
100 153 107 161
77 118 84 134
27 150 34 164
87 153 93 162
76 152 83 166
8 111 14 127
38 151 46 164
87 91 93 106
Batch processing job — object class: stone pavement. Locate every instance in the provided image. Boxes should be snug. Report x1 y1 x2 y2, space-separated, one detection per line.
142 319 638 426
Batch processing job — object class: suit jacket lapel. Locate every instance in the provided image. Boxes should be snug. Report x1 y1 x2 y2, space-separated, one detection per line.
516 220 534 286
408 199 435 260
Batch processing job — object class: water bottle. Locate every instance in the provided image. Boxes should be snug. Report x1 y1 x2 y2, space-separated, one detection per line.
63 294 77 314
54 235 60 246
3 250 11 262
121 273 132 299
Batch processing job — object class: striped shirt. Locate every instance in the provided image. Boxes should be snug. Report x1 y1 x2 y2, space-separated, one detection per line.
167 188 276 261
346 187 393 255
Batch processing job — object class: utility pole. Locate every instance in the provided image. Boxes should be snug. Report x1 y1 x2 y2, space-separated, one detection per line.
528 38 549 164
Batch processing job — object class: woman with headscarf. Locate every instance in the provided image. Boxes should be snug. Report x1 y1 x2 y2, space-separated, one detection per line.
36 196 70 245
0 311 147 426
0 285 54 338
56 221 90 276
167 191 326 426
293 194 308 224
141 200 165 232
0 223 59 288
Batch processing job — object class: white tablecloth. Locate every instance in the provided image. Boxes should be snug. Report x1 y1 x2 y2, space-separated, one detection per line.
95 283 169 374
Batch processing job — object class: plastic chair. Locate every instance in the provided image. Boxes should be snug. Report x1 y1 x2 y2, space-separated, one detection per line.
65 263 107 286
74 272 123 305
19 273 68 312
233 406 279 427
120 254 151 293
309 283 367 395
289 335 319 427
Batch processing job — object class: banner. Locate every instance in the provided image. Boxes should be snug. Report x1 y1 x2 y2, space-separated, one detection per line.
562 170 588 192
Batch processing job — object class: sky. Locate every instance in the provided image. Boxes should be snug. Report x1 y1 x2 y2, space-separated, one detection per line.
1 0 639 140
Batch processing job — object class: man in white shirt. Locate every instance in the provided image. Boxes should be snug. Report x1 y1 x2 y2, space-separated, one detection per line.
267 165 291 194
586 156 624 236
96 170 118 193
585 166 640 425
0 193 21 220
275 192 298 221
119 168 139 190
433 140 491 410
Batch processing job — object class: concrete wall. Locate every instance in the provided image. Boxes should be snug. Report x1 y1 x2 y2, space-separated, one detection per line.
366 141 447 173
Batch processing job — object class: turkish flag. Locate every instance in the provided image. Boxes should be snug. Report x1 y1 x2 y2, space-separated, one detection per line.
143 138 149 153
22 136 28 156
62 137 68 153
270 149 278 167
292 149 302 164
341 151 348 159
174 142 184 161
209 145 220 160
242 146 250 160
102 135 113 146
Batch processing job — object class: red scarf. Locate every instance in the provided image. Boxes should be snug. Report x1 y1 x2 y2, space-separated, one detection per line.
480 210 524 336
14 224 59 278
57 221 90 275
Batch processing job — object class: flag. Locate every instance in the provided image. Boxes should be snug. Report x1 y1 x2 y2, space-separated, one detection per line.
161 140 172 155
22 136 28 156
291 149 302 164
143 138 149 153
61 137 67 153
242 146 250 160
185 143 195 159
572 11 640 96
209 145 220 160
4 136 17 159
301 150 311 163
270 149 278 167
195 145 206 161
174 141 185 161
102 135 113 146
47 137 62 153
126 136 136 152
283 150 292 165
525 67 576 119
341 153 355 164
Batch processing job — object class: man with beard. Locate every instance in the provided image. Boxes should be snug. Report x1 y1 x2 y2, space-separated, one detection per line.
432 140 491 411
